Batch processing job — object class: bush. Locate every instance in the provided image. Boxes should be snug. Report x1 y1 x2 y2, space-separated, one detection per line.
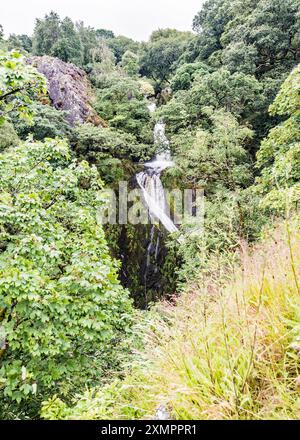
0 121 20 151
0 137 133 415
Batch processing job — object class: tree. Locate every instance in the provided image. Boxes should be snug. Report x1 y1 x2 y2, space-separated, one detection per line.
51 17 83 64
11 103 70 141
192 0 300 78
76 22 98 66
96 29 115 40
0 121 19 151
255 63 300 212
71 124 154 183
192 0 233 60
32 11 62 56
165 68 262 131
140 30 193 86
7 34 32 53
221 0 300 77
94 75 152 144
170 61 210 91
0 51 46 125
108 36 140 64
33 12 84 65
168 108 253 194
0 137 133 411
121 50 139 77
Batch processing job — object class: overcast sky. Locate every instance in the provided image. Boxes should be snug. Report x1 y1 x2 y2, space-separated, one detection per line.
1 0 203 41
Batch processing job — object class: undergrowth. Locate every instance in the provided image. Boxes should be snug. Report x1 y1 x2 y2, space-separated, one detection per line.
42 216 300 420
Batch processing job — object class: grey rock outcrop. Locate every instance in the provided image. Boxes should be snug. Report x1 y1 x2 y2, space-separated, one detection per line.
27 56 102 126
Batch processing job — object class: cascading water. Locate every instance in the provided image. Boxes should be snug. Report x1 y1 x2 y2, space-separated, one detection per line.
136 103 178 233
136 102 178 292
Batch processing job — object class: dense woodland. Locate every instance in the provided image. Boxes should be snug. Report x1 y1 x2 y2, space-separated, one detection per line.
0 0 300 420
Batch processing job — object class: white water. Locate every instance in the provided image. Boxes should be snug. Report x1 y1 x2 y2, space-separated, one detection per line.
136 103 178 234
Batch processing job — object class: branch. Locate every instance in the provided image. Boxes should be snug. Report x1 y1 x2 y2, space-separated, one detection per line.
0 87 23 101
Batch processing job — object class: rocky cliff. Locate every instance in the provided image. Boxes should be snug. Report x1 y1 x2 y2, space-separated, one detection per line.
28 56 102 126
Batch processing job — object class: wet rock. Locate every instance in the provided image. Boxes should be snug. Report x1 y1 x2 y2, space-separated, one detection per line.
27 56 104 126
154 404 172 420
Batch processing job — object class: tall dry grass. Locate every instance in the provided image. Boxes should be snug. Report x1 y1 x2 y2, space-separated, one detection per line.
42 217 300 420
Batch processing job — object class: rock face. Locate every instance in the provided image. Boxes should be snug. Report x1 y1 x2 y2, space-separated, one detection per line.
28 56 102 126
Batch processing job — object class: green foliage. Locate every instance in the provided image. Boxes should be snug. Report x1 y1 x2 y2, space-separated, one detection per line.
0 137 133 410
255 64 300 212
95 29 115 40
140 30 193 86
0 121 19 151
107 36 140 64
0 51 46 125
169 109 253 193
94 75 152 145
186 69 263 120
192 0 300 77
159 68 263 141
12 103 70 141
170 62 210 91
51 18 83 65
188 0 300 141
42 218 300 420
221 0 300 76
7 34 32 53
121 51 139 77
32 12 111 67
192 0 234 60
71 123 154 182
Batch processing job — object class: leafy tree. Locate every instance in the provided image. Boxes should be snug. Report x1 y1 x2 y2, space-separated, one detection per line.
0 51 46 125
71 124 155 182
32 11 62 56
170 61 210 91
155 97 190 135
192 0 233 60
221 0 300 77
107 36 140 64
51 17 83 64
33 12 84 65
89 40 116 71
96 29 115 40
162 68 262 136
7 34 32 53
76 22 98 66
255 63 300 212
12 103 70 141
186 69 263 119
140 30 193 86
0 121 19 151
121 51 139 77
192 0 300 79
168 108 253 194
94 75 152 144
0 137 133 410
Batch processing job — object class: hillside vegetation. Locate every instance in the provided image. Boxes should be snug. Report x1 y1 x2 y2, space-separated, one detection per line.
42 216 300 420
0 0 300 420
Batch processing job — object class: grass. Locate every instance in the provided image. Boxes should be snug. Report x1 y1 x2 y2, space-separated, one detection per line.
42 216 300 420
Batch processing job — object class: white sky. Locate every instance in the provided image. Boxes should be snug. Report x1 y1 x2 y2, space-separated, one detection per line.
1 0 203 41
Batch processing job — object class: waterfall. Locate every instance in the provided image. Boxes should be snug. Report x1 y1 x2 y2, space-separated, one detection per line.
135 101 178 296
136 103 178 234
